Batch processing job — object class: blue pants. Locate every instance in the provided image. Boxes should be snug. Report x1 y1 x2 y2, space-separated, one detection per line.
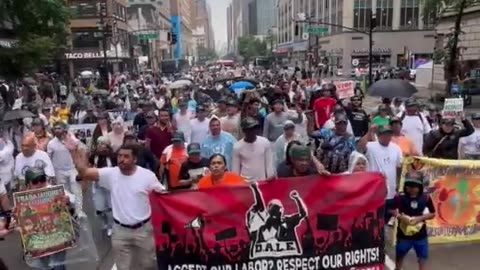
396 238 429 261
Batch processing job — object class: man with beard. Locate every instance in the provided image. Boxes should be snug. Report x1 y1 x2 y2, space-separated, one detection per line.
146 108 173 159
47 122 83 213
73 144 163 270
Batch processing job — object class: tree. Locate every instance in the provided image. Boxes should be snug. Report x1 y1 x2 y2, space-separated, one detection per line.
0 0 70 79
422 0 480 94
237 36 267 63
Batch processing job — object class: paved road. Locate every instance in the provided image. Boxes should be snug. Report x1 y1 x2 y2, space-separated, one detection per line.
0 187 115 270
384 228 480 270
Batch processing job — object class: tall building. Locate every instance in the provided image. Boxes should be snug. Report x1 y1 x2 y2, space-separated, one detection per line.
276 0 435 73
248 0 277 36
127 0 172 72
66 0 130 77
226 0 252 54
227 4 234 53
192 0 215 50
170 0 194 60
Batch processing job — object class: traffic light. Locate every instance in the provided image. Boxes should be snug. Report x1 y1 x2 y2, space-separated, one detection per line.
170 32 177 45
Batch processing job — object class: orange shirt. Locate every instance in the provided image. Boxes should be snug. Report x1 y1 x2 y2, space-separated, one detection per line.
392 135 418 156
161 146 188 188
198 172 246 189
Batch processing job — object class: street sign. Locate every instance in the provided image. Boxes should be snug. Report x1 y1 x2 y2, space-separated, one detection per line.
138 33 159 40
352 59 360 67
305 27 328 34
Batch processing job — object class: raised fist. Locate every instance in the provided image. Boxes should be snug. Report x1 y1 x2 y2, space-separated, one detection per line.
290 190 299 199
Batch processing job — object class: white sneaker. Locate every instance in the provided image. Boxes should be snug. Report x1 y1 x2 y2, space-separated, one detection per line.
107 229 113 237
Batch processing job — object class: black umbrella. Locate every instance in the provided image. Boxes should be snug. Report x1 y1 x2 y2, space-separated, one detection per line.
214 76 235 83
3 110 35 121
368 79 418 99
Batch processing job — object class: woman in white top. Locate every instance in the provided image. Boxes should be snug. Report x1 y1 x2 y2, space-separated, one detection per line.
107 116 126 152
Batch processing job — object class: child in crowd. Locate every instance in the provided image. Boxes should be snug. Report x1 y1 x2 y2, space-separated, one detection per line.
391 172 435 270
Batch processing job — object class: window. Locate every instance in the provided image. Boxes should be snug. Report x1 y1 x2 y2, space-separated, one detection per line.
71 31 99 48
353 0 372 30
400 0 420 29
70 2 98 18
376 0 393 30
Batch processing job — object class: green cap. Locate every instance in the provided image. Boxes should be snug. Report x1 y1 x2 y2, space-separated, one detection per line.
288 144 311 159
404 172 424 186
187 143 201 155
172 131 185 142
25 168 46 184
377 125 393 134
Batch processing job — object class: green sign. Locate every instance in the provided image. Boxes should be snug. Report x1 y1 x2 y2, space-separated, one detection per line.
138 33 159 40
306 27 328 34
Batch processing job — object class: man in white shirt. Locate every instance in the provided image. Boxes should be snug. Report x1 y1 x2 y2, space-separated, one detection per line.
47 122 83 213
190 105 210 144
0 136 14 192
358 125 403 224
232 117 275 181
14 134 55 189
74 144 163 270
459 113 480 159
398 99 431 155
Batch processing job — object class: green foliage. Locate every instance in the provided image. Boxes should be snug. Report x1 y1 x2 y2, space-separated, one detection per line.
238 36 268 62
422 0 480 93
0 0 70 79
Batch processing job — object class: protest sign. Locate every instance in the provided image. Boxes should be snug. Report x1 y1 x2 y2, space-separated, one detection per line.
442 98 463 118
333 81 355 99
69 121 134 147
14 185 76 259
150 173 386 270
398 157 480 244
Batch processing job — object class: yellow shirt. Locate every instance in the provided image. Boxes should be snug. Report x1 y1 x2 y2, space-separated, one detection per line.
57 108 70 123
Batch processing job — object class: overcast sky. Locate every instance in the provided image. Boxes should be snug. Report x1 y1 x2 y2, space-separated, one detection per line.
207 0 230 52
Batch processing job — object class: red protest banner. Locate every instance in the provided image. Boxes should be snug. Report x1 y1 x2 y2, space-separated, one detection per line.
334 81 355 99
150 173 387 270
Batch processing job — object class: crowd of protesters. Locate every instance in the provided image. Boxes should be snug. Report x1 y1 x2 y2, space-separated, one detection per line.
0 65 477 270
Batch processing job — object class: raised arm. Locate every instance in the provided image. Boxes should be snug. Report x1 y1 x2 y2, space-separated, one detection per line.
72 148 99 181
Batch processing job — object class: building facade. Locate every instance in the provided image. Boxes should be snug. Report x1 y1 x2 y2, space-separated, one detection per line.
170 0 194 60
276 0 435 74
127 0 172 72
66 0 130 77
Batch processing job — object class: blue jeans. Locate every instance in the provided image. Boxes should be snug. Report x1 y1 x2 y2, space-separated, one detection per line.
396 238 429 261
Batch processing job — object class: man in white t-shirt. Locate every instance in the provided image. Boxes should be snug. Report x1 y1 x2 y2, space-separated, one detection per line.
74 144 163 270
190 105 210 144
358 125 403 224
14 134 55 189
398 99 431 155
232 117 275 181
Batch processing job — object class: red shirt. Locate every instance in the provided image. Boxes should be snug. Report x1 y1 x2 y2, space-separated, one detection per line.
313 97 337 128
146 126 172 158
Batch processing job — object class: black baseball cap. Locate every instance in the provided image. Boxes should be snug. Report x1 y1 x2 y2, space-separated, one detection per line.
241 117 260 130
187 143 201 155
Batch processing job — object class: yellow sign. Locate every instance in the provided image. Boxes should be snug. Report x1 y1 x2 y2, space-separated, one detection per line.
399 157 480 244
